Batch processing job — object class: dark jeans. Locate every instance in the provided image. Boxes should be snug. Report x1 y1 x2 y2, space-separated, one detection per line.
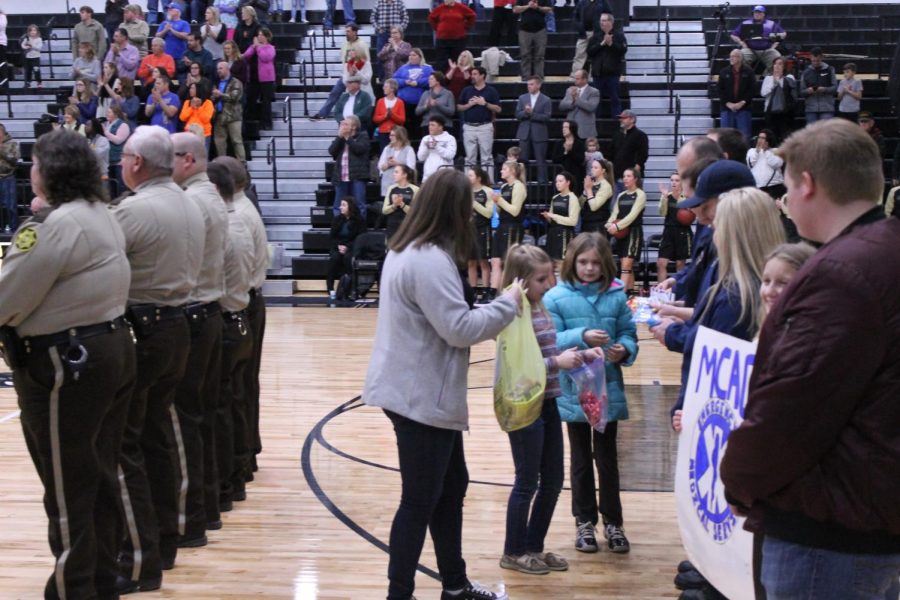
24 57 42 84
434 38 466 72
593 75 621 118
761 536 900 600
384 410 469 600
489 7 517 45
504 397 564 556
324 0 356 27
316 79 346 119
374 31 390 81
244 291 266 459
16 326 135 600
0 175 18 230
519 138 548 183
334 180 368 218
566 420 623 527
246 80 275 129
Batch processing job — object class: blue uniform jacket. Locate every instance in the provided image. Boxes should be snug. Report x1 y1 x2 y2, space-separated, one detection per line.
544 278 638 423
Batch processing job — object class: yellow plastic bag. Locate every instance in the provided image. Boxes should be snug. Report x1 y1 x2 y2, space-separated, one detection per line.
493 295 546 432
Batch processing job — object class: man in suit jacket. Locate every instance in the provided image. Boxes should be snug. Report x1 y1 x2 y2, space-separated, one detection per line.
559 69 600 139
333 75 374 132
516 76 553 183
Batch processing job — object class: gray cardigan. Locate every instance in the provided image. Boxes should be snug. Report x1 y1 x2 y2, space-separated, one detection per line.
363 243 517 430
415 87 456 129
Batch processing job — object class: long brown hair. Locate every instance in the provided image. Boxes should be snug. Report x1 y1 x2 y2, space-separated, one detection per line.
559 232 617 292
389 168 475 267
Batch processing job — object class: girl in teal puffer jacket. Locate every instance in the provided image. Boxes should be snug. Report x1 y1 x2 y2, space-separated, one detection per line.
543 232 639 556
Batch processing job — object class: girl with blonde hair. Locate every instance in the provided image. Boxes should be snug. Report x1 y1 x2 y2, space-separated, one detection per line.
488 160 527 300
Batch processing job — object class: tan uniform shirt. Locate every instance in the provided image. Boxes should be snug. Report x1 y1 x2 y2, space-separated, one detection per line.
182 172 227 304
222 205 254 313
113 176 205 307
0 200 130 337
234 192 269 289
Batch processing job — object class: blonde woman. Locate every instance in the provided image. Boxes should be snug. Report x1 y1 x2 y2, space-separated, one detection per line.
653 187 785 431
489 160 527 299
580 158 614 234
200 6 228 60
71 42 102 83
377 125 416 195
605 168 646 294
446 49 474 100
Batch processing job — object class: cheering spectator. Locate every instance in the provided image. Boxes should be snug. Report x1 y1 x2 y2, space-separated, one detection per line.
746 129 784 198
72 6 107 62
213 61 246 161
516 75 551 183
72 42 102 84
311 24 370 120
571 0 611 77
552 120 585 192
611 109 648 183
837 62 863 122
103 104 131 195
514 0 552 80
104 28 140 80
122 5 150 57
138 37 176 86
181 81 215 150
587 13 627 118
416 71 456 131
70 79 98 123
417 116 457 181
377 125 416 195
96 62 120 118
156 3 191 61
344 47 375 101
112 77 140 129
729 4 785 72
105 0 128 42
20 24 43 89
328 115 371 217
178 61 211 102
760 56 796 143
394 49 431 111
445 50 475 100
718 49 755 140
429 0 476 71
559 69 599 139
377 26 412 84
324 0 357 29
200 7 228 61
243 28 276 129
334 75 374 131
457 66 500 174
801 47 836 124
57 106 86 135
145 71 181 132
372 0 409 80
223 39 250 83
373 79 407 152
84 118 111 184
235 6 262 53
178 31 215 80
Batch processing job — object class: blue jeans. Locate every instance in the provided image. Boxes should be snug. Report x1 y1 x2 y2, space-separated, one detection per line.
324 0 355 27
316 79 346 119
806 111 834 124
334 179 367 218
189 0 205 22
0 175 17 230
146 0 159 25
291 0 307 21
761 536 900 600
504 397 564 556
593 75 622 118
721 108 752 140
374 31 390 80
384 410 469 600
544 11 555 32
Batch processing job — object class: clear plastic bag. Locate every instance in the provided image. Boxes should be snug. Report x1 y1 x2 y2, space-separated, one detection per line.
628 296 662 327
493 295 546 432
569 356 609 433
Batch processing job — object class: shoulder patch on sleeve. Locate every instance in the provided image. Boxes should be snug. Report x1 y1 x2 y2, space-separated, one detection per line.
13 227 38 253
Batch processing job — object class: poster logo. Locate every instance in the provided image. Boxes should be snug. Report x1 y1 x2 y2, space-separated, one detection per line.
688 398 737 544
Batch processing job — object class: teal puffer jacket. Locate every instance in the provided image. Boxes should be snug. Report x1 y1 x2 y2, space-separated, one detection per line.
543 279 638 423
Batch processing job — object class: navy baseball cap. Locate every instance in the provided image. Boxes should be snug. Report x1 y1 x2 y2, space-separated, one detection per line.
678 160 756 209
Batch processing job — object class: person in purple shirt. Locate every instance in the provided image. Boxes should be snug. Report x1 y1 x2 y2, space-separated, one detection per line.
729 4 786 72
144 71 181 132
155 3 191 62
104 28 141 80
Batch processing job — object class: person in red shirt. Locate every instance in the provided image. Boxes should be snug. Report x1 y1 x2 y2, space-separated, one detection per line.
428 0 476 71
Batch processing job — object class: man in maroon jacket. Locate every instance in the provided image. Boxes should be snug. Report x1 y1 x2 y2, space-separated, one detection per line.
721 118 900 599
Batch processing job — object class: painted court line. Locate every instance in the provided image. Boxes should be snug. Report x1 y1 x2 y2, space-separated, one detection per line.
0 410 21 424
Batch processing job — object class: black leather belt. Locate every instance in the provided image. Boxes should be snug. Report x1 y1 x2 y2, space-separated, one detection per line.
22 316 128 355
185 301 221 323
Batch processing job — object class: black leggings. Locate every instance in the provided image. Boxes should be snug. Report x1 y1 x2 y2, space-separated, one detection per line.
326 248 352 292
566 420 623 527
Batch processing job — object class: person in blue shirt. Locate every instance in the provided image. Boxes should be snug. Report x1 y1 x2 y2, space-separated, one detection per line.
145 72 181 132
156 3 191 62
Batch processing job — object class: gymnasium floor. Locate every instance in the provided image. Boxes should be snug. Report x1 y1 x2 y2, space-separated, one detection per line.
0 307 688 599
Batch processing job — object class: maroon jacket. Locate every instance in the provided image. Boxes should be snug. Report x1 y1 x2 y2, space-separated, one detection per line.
722 209 900 554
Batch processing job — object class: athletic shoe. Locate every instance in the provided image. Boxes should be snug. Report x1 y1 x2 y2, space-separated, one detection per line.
674 568 707 590
499 553 549 575
440 581 509 600
530 551 568 571
575 520 599 553
677 560 695 573
604 523 631 553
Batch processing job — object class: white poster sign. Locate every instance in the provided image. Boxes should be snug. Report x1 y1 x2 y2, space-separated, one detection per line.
675 326 757 600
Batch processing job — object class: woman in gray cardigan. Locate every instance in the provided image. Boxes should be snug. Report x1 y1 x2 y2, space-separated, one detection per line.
415 70 456 131
364 168 522 600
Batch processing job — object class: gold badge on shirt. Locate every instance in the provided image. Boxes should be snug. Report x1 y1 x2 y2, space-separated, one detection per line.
14 227 38 253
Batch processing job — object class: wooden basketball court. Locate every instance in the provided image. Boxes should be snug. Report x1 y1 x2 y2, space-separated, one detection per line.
0 307 688 599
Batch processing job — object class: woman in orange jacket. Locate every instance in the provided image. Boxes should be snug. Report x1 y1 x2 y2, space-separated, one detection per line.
180 80 215 152
372 78 406 152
